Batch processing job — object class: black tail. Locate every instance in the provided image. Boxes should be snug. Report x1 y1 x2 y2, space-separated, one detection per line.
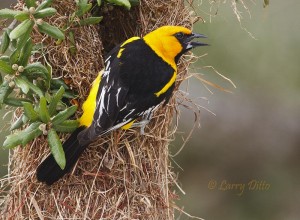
36 127 87 185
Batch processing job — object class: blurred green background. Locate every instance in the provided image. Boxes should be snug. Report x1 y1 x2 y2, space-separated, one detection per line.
174 1 300 220
1 1 299 219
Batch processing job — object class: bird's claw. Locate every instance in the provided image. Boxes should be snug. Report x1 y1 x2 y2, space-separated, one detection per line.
132 119 150 135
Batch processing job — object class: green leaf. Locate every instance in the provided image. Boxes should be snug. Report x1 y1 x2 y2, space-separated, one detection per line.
0 81 13 109
45 92 51 102
31 42 44 54
44 61 52 89
22 101 39 121
53 120 79 133
79 16 103 26
9 19 34 40
50 89 77 99
25 0 37 8
50 78 69 90
10 48 20 65
14 77 30 94
97 0 102 6
21 122 43 146
0 60 14 75
36 0 53 11
11 38 17 48
19 38 33 66
14 11 30 21
62 90 77 99
51 105 77 125
68 31 76 55
34 7 57 18
49 86 65 116
39 96 51 123
4 97 32 107
37 21 65 40
75 0 92 17
0 9 20 19
16 30 31 52
23 62 50 80
2 132 22 149
21 122 42 146
106 0 131 10
47 129 66 169
34 79 47 93
0 55 10 62
45 61 52 79
10 115 24 131
76 0 88 5
15 76 44 97
22 114 29 124
26 80 44 97
3 122 42 149
0 30 10 54
129 0 139 6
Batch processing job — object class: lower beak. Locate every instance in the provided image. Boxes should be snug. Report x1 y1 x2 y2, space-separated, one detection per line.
186 32 209 49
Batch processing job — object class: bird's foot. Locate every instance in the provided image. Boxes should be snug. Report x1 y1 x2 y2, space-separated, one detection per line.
132 120 150 135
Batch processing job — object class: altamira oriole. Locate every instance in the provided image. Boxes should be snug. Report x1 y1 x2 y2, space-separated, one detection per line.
37 26 208 185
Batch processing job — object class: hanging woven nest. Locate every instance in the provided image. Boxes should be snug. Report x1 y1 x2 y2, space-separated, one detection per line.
1 0 196 219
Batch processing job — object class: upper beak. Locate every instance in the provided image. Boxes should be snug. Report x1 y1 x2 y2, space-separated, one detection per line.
186 32 209 49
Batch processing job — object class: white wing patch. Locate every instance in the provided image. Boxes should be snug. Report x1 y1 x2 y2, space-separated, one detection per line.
100 118 133 136
116 88 122 107
124 108 135 122
105 55 111 63
96 87 107 128
120 104 127 111
103 56 112 79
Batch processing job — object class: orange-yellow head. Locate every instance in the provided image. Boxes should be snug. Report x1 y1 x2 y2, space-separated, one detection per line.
143 26 208 68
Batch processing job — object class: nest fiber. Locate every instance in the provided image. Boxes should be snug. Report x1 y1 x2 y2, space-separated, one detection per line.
0 0 193 219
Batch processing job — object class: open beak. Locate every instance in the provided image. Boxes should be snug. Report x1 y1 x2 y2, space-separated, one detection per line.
186 32 209 49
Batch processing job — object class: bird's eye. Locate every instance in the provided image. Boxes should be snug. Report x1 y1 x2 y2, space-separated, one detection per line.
175 32 184 39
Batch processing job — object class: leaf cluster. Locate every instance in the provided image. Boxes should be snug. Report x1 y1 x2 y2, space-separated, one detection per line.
0 0 139 169
0 0 80 169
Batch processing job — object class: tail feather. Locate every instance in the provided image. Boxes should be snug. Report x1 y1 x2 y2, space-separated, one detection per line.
36 127 87 185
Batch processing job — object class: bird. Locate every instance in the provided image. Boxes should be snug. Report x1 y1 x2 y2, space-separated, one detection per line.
36 25 208 185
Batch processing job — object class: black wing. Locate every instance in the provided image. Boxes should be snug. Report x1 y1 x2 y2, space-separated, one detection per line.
78 39 176 145
113 39 176 126
78 45 130 145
